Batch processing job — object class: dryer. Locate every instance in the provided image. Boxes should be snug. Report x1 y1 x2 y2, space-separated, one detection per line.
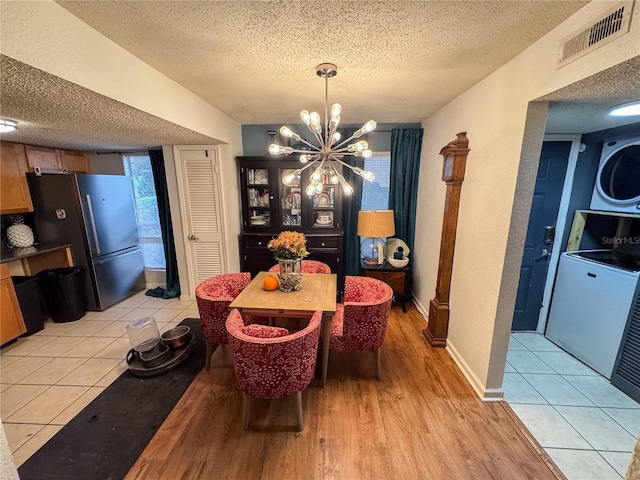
590 136 640 214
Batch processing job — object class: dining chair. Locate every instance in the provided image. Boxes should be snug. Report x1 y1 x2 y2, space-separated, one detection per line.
267 259 331 274
226 308 322 431
329 276 393 379
195 273 267 369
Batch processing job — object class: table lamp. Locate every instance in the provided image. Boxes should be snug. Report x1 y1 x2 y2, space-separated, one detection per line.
357 210 395 265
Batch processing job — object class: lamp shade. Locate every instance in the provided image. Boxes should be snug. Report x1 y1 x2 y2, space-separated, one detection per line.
357 210 395 238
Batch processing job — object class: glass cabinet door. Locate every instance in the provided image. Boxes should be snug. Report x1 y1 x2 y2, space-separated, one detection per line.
245 167 271 228
279 168 303 228
310 185 337 229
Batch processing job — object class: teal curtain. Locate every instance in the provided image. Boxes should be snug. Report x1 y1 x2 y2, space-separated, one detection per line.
147 149 181 299
341 128 363 276
388 128 424 254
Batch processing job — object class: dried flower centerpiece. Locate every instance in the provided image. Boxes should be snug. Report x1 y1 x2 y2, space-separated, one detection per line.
267 231 309 292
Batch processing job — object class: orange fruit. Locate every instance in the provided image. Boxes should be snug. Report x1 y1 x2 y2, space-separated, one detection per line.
263 275 279 291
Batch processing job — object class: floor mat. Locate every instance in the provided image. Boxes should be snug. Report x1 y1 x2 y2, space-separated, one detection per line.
17 318 206 480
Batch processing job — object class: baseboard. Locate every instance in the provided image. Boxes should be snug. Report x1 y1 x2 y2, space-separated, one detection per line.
145 283 163 289
446 340 504 402
180 294 192 302
411 295 429 323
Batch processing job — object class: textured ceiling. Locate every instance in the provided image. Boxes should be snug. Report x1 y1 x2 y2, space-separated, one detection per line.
1 1 638 152
0 56 219 151
55 0 589 125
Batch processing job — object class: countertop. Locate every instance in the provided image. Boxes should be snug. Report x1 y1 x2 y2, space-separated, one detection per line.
0 243 72 264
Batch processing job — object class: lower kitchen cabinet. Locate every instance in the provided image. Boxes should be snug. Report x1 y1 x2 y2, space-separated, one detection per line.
0 263 27 345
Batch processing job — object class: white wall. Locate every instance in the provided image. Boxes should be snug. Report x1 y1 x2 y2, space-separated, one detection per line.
414 1 640 399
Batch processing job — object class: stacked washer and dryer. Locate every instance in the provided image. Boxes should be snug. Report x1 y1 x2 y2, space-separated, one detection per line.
546 137 640 399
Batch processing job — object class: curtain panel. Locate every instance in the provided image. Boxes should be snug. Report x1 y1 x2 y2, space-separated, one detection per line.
388 128 424 254
148 149 181 299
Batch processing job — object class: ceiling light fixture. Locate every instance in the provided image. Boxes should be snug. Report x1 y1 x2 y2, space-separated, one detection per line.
609 100 640 117
0 119 17 133
269 63 376 196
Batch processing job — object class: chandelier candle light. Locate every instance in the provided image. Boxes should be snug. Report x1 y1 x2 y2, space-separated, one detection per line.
269 63 377 196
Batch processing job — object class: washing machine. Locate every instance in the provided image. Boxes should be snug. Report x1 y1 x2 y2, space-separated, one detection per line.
589 136 640 214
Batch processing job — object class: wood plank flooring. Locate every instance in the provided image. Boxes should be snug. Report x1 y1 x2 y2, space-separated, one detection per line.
125 302 563 480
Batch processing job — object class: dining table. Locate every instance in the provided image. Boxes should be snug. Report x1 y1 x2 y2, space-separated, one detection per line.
229 271 337 386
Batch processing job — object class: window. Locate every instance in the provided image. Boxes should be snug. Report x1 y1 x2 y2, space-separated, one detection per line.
123 155 165 269
360 152 391 210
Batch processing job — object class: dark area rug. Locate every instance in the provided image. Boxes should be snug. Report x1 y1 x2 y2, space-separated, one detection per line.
18 318 206 480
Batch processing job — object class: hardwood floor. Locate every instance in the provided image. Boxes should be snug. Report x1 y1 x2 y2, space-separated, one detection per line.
125 302 563 480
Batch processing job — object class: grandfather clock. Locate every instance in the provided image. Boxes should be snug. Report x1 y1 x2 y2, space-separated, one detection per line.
423 132 470 347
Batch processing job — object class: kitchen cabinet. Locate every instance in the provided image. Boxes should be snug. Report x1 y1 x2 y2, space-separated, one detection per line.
24 145 62 172
59 150 91 173
24 144 91 174
0 142 34 214
0 263 27 345
237 156 344 281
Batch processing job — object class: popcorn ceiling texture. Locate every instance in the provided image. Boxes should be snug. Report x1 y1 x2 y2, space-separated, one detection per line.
55 0 588 124
0 55 220 151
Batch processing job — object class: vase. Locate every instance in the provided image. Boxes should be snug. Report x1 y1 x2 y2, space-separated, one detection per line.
277 258 303 292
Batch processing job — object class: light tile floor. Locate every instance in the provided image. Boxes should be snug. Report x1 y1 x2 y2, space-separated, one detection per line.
505 332 640 480
0 290 197 467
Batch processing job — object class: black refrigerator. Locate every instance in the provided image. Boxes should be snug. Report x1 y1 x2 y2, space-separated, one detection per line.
27 173 146 311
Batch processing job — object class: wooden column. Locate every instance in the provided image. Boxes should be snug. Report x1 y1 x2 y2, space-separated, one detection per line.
424 132 470 347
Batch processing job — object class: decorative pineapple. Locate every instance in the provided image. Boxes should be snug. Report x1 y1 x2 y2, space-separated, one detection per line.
7 215 34 248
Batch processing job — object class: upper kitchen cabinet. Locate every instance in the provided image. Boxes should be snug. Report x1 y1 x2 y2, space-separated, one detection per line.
24 145 91 174
0 142 34 214
59 150 92 173
24 145 62 172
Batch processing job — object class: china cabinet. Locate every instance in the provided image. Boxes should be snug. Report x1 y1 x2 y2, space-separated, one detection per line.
237 156 344 279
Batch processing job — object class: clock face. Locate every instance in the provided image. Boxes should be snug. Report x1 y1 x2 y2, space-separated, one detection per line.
443 154 454 180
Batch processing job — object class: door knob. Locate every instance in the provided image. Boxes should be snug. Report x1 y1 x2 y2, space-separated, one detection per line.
188 234 198 241
534 249 550 261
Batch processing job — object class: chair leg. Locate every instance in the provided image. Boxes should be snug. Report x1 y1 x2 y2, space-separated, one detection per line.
242 392 251 430
375 348 381 380
205 342 215 369
295 391 304 432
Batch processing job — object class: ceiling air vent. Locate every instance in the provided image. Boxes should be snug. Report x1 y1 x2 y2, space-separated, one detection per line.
557 0 635 68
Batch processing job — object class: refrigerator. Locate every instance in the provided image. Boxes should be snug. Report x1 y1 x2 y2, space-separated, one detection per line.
27 173 146 311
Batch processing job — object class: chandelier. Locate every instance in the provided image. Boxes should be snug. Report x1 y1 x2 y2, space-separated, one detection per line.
268 63 376 196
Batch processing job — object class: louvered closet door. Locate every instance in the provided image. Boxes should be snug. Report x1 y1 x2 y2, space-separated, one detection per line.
178 148 226 289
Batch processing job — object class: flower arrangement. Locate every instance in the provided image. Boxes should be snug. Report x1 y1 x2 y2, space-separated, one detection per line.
267 231 309 260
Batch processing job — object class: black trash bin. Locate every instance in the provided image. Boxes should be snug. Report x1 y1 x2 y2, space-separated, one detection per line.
12 276 44 336
37 267 87 323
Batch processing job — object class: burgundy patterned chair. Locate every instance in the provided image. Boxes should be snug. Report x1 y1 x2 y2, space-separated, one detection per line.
330 276 393 379
195 273 267 369
226 308 322 431
268 260 331 274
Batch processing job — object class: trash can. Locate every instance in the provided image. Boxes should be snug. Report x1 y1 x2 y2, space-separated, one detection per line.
37 267 87 323
12 276 44 336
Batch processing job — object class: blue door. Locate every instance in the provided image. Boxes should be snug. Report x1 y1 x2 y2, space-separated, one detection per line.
512 141 571 331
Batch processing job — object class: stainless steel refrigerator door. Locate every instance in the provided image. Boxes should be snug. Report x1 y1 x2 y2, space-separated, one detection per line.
92 246 146 310
76 174 140 258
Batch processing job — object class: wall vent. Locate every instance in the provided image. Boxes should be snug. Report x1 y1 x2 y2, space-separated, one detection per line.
557 0 635 68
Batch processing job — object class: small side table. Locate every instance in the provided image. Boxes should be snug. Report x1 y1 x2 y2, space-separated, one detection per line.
360 260 411 313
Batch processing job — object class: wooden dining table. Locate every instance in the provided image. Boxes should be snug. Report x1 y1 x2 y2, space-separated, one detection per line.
229 271 337 386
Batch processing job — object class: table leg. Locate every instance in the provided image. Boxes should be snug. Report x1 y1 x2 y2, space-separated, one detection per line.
321 312 332 387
